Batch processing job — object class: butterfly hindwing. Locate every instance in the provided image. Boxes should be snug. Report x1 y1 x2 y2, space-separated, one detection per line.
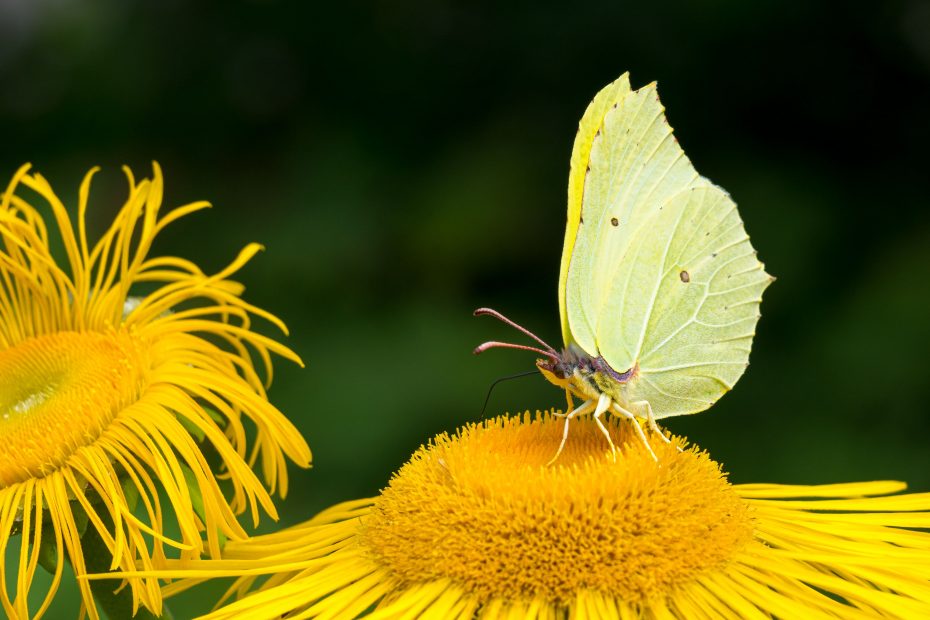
597 183 772 417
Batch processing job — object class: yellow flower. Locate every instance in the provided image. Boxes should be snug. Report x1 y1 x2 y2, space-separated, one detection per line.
0 164 311 619
150 414 930 619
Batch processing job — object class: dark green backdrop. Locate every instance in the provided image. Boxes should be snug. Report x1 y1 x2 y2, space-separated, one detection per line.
2 1 928 617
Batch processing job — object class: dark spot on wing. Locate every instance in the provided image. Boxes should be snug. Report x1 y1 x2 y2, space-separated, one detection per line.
579 216 584 224
610 217 619 227
679 270 690 283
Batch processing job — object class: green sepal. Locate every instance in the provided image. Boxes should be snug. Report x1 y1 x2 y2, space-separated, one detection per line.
180 463 227 550
35 494 89 575
121 475 141 514
175 406 226 444
36 524 60 575
73 502 89 538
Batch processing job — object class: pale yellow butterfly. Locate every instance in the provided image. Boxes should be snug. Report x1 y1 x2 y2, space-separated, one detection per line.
475 73 773 462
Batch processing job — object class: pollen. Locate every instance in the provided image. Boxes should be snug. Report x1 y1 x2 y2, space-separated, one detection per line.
0 330 147 486
363 413 753 604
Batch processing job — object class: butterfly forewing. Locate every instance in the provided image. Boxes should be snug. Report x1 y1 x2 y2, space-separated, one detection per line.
565 82 700 359
558 74 632 346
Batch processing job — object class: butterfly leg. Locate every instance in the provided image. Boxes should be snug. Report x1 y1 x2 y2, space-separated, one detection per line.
633 400 683 452
592 392 618 461
611 403 658 462
552 390 576 419
632 400 672 444
547 400 593 467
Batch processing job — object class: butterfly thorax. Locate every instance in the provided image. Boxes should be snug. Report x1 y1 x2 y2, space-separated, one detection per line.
536 344 638 404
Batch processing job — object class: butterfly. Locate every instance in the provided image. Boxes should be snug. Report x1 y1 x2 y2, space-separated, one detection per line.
475 73 773 463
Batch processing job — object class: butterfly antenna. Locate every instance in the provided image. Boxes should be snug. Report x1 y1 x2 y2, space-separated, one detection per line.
479 370 539 418
473 340 559 361
473 308 558 354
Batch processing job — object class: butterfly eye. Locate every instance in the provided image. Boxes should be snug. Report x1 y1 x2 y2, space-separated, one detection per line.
536 358 564 379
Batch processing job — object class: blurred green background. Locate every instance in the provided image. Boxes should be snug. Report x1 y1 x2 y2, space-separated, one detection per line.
2 0 929 616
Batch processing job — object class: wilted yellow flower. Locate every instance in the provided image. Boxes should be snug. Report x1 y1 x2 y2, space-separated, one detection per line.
148 414 930 619
0 164 311 619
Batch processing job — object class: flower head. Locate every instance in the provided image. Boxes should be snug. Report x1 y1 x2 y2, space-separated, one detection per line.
155 414 930 619
0 164 311 619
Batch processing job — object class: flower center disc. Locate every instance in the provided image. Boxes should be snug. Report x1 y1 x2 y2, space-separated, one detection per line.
0 331 147 487
364 414 754 604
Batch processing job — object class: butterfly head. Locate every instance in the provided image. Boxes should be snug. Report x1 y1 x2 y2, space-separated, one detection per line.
534 345 603 400
535 356 573 387
473 308 595 397
473 308 631 406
